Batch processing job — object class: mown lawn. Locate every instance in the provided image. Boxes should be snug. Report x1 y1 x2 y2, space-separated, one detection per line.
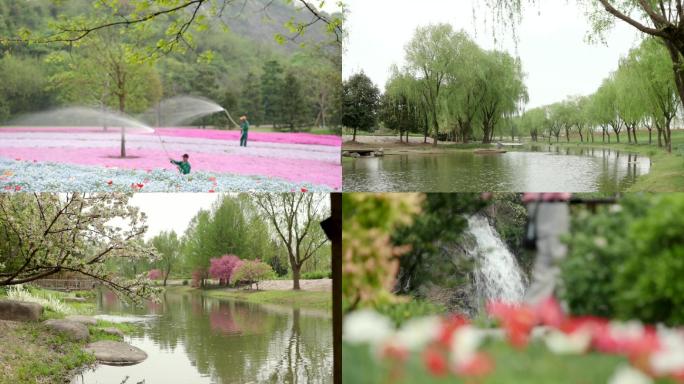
201 288 332 311
343 341 676 384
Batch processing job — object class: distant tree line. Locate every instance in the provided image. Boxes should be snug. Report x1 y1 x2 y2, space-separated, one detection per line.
342 24 527 144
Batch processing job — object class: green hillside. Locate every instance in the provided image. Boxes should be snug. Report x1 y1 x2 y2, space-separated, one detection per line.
0 0 341 131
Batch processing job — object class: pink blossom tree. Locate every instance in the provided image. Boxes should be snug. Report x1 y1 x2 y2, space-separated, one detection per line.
209 255 243 286
147 269 162 280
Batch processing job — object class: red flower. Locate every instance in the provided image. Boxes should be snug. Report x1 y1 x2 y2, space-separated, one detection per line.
107 180 113 185
423 347 448 377
209 189 215 193
14 185 21 191
137 183 144 189
3 186 12 190
455 352 494 378
536 297 565 328
487 301 537 348
301 187 309 193
209 177 217 182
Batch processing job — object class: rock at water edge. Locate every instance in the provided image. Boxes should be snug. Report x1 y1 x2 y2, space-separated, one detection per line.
84 341 147 366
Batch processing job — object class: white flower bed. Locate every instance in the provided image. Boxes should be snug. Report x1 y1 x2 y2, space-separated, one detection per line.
0 159 330 192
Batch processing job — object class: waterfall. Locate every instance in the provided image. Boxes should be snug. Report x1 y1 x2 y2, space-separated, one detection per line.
465 213 526 304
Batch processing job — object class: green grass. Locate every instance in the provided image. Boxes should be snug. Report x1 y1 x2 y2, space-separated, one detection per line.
200 288 332 311
0 322 96 384
548 129 684 192
343 341 675 384
0 286 141 383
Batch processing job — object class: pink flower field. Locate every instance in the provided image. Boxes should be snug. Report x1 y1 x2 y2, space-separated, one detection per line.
0 127 341 191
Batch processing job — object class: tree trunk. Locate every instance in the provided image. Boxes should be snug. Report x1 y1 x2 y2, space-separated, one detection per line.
632 126 638 144
163 267 169 287
118 92 126 158
292 264 301 290
665 41 684 114
352 127 357 142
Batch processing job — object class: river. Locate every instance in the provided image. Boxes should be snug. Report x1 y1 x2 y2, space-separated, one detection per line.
71 289 332 384
343 145 651 192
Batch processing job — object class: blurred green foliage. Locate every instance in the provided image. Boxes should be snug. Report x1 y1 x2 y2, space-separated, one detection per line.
561 194 684 325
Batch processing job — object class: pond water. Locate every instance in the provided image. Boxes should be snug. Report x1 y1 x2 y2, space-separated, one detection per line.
343 145 651 192
71 290 332 384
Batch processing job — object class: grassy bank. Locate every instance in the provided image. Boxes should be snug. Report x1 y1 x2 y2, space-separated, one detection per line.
0 286 136 384
167 286 332 311
545 129 684 192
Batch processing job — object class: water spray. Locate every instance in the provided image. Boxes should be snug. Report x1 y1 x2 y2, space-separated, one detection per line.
223 109 240 127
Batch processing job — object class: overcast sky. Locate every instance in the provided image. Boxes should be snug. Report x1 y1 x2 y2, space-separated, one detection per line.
342 0 645 108
128 193 219 240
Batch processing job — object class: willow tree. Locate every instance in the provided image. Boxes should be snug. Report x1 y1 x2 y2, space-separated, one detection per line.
444 34 487 144
477 50 528 143
622 38 679 151
405 24 461 146
592 77 623 143
615 58 648 145
518 107 547 142
568 96 592 143
483 0 684 113
384 65 431 143
0 193 157 301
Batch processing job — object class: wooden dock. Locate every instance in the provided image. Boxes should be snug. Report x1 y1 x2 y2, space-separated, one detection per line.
343 148 384 157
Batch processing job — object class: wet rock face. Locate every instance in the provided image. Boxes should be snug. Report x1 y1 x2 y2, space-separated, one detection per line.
84 341 147 366
43 319 90 341
0 300 43 322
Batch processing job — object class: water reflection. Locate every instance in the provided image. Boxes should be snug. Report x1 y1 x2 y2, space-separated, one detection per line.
342 145 651 192
72 290 332 384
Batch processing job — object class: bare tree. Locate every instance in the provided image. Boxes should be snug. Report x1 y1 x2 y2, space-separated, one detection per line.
254 193 329 290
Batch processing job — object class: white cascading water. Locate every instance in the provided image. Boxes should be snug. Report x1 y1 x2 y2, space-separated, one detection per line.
465 213 526 304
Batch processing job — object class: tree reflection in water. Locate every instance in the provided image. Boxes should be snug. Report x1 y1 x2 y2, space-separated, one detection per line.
85 289 332 384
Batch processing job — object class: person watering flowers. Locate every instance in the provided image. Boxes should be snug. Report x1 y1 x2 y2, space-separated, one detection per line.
170 153 191 175
239 115 250 147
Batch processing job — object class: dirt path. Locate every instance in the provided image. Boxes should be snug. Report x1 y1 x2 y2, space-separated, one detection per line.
256 279 332 292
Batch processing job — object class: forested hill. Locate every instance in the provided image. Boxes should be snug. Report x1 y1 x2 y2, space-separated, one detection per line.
216 0 339 53
0 0 342 131
0 0 336 55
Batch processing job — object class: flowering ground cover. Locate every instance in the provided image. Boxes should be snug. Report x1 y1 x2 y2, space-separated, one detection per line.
0 127 341 191
343 298 684 384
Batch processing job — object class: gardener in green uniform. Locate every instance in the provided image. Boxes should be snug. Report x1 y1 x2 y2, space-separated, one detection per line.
239 115 249 147
170 153 191 175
